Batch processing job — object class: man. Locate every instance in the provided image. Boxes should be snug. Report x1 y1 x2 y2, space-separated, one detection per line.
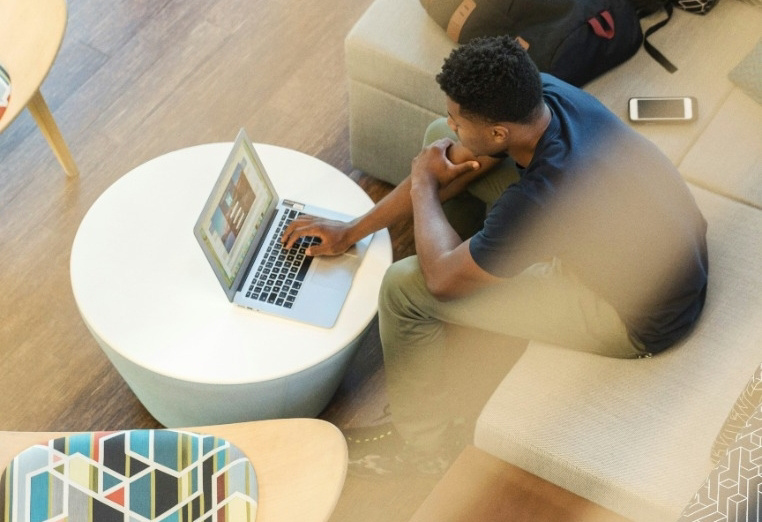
282 35 708 476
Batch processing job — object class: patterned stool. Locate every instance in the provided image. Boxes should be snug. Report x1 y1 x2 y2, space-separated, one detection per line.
0 430 258 522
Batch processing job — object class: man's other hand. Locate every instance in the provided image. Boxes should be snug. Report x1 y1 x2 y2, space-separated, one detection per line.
411 139 480 191
281 215 355 256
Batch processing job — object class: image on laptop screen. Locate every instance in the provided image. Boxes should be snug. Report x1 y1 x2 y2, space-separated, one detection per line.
196 137 275 288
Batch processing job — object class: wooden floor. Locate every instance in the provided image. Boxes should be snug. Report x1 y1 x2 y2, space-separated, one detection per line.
0 0 399 429
0 1 561 520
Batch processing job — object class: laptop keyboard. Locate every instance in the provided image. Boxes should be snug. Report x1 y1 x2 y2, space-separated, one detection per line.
245 209 321 309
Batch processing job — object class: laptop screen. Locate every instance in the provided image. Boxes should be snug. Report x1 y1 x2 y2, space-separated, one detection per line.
194 130 279 300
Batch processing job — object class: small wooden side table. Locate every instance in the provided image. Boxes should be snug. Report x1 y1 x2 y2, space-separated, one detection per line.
0 0 79 177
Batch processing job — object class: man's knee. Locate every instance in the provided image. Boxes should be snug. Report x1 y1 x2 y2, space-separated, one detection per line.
423 118 456 147
379 257 425 311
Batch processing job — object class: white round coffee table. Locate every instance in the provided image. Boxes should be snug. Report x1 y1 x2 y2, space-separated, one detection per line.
70 143 392 427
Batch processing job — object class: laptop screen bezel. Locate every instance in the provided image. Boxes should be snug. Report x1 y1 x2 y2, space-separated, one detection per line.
193 129 280 301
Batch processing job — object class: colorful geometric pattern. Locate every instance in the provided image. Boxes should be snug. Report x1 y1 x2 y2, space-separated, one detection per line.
680 407 762 521
0 430 258 522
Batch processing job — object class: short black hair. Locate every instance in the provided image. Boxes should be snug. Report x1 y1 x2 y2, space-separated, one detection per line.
436 35 543 124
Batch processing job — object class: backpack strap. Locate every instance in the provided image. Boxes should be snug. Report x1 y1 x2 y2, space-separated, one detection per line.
641 1 678 72
445 0 477 42
587 11 616 40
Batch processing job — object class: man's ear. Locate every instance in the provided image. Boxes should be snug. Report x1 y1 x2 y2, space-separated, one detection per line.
491 124 510 144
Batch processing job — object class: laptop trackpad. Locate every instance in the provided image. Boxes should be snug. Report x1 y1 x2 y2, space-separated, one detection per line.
309 254 358 288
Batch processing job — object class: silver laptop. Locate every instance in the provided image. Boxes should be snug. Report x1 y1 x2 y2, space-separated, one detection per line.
193 129 371 328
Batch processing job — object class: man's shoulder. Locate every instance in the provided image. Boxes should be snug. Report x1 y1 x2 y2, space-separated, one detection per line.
541 73 609 113
540 73 580 94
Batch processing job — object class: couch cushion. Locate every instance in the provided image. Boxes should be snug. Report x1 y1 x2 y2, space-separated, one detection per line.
678 87 762 209
347 79 445 184
474 184 762 522
345 0 453 117
729 37 762 106
736 0 762 9
584 0 762 166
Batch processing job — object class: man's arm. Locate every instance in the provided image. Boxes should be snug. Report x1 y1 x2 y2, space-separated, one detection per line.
410 141 504 299
282 139 501 256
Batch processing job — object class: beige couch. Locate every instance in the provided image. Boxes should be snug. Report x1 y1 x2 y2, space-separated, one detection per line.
346 0 762 520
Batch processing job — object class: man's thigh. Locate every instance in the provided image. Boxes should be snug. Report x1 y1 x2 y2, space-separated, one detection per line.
410 256 642 358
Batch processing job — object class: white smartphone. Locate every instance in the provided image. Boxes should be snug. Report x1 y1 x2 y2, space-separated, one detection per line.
628 96 697 123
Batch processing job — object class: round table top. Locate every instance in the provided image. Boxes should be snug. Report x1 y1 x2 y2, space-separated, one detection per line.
70 143 392 385
0 0 67 131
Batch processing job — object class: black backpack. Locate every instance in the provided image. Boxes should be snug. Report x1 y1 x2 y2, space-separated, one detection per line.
629 0 678 72
421 0 645 86
628 0 719 74
628 0 721 72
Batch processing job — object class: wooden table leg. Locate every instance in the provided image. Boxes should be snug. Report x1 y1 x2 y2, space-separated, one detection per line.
27 89 79 177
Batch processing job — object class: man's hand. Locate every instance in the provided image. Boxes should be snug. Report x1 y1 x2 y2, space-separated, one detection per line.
279 139 487 261
408 138 502 300
281 215 355 256
410 138 480 193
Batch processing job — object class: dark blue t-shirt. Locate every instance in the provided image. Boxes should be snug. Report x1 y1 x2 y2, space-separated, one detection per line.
470 74 708 352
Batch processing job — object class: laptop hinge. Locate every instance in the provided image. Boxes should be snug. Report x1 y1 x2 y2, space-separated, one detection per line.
283 199 305 211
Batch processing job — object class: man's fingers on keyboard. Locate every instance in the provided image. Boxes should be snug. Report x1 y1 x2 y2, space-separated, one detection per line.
283 218 314 245
282 224 304 249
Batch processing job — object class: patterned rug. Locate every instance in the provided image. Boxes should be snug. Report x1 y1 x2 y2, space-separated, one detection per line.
0 430 258 522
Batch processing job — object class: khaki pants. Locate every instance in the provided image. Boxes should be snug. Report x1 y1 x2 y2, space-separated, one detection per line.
379 119 645 449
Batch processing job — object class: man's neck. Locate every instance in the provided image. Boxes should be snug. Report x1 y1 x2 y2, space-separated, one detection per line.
506 103 551 168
